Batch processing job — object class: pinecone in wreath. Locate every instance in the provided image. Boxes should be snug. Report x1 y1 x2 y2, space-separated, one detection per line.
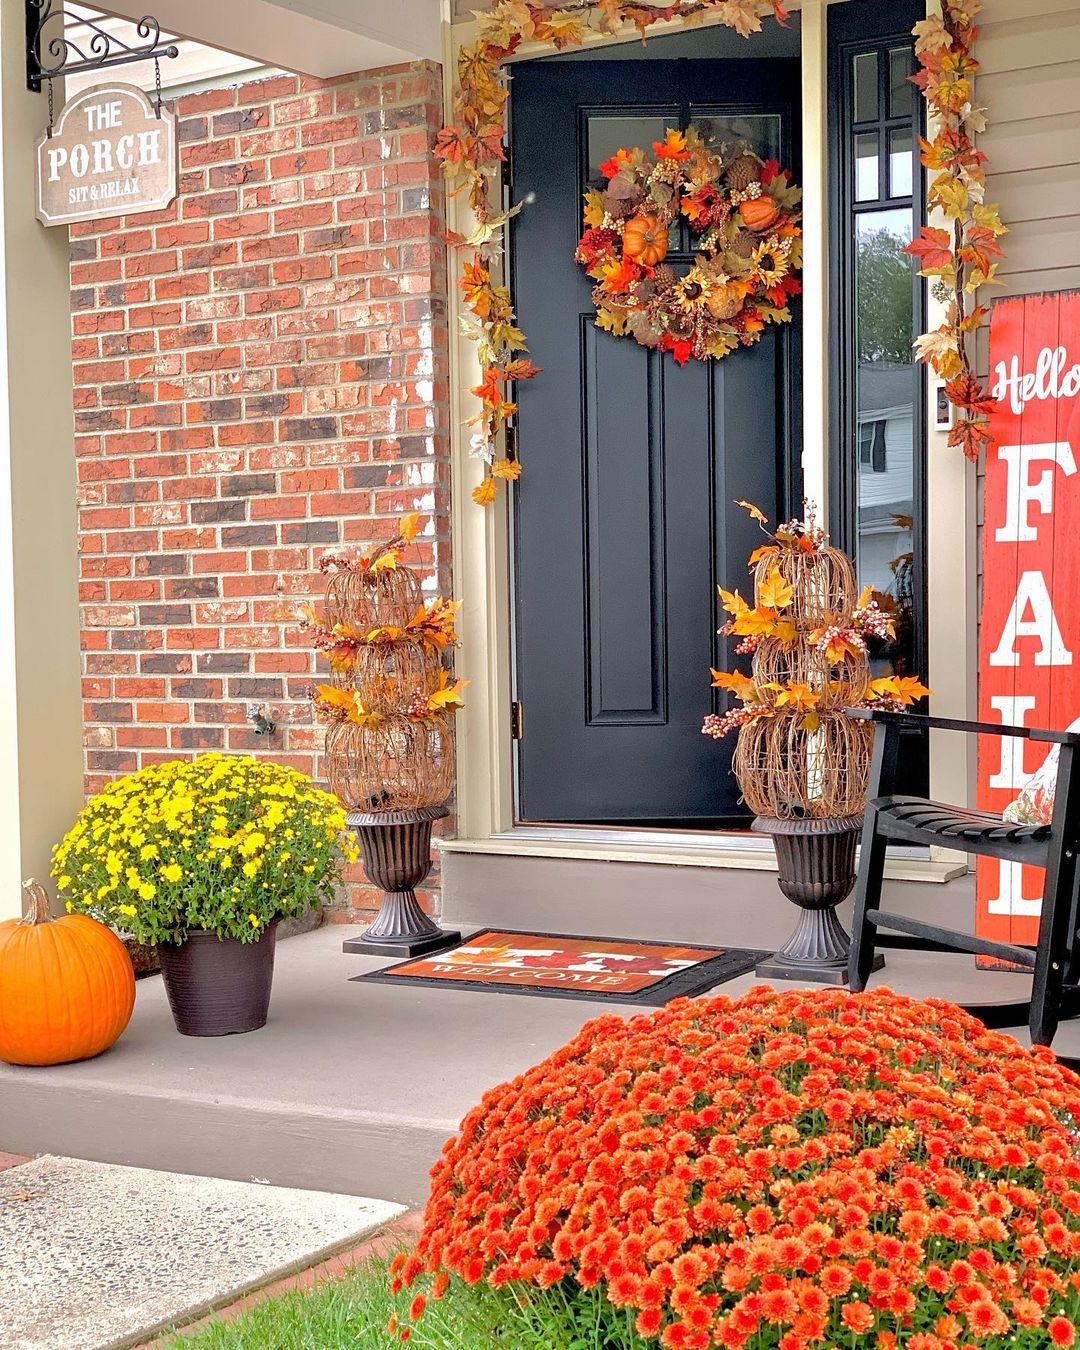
605 196 636 222
725 154 761 194
731 228 758 259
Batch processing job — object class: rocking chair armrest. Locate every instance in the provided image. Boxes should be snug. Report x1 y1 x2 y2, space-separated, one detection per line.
847 707 1080 746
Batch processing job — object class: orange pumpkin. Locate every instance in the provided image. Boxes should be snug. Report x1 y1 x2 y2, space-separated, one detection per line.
0 879 135 1066
622 214 668 267
739 195 781 233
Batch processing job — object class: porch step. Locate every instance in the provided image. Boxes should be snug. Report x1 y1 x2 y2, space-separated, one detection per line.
0 925 649 1207
1 889 1053 1210
440 848 977 947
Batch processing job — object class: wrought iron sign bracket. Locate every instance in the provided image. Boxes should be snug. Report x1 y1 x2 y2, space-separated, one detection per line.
26 1 179 93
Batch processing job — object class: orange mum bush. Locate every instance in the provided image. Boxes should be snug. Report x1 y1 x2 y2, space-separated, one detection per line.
392 987 1080 1348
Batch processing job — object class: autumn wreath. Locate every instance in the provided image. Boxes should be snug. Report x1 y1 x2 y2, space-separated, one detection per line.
574 127 802 365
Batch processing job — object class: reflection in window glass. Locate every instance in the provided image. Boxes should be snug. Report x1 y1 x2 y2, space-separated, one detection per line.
855 133 879 202
689 110 782 162
889 127 913 198
587 116 677 185
855 209 916 677
854 52 878 122
889 46 915 118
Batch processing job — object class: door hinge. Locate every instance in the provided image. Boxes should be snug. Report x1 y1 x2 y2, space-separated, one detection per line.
510 700 523 740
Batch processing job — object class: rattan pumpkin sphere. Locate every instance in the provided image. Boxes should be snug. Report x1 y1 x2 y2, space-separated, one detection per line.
325 565 422 632
754 546 857 626
751 639 869 712
350 643 441 714
733 709 873 819
326 715 454 814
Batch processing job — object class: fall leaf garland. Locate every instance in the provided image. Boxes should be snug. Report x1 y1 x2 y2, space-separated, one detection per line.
442 0 791 505
576 128 802 364
443 0 1003 506
906 0 1006 463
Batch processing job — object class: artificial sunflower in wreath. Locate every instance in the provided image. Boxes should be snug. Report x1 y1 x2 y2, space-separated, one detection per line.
575 126 802 365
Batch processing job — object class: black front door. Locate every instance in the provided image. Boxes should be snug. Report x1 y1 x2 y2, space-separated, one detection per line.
511 57 800 827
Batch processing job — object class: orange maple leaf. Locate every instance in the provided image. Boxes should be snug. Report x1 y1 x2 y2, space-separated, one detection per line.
653 129 689 162
735 499 769 526
710 669 758 702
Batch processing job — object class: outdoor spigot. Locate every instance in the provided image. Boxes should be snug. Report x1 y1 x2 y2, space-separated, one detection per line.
246 704 276 736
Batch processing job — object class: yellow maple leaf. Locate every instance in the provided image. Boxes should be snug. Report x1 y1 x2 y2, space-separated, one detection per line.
491 457 522 481
315 684 353 711
732 606 780 638
428 671 469 713
473 475 497 506
718 587 749 618
399 512 420 543
369 549 399 574
758 568 794 610
773 681 821 713
749 544 781 565
582 188 605 229
772 618 797 643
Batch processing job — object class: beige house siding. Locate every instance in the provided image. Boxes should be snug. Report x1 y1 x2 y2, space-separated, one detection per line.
981 0 1080 300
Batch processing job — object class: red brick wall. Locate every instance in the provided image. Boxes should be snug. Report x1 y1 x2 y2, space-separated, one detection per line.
70 63 451 920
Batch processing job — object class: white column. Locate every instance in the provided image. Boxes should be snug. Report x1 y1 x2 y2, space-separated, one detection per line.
799 0 829 521
0 8 83 916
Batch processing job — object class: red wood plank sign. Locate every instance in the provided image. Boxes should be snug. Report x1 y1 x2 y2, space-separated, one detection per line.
977 291 1080 951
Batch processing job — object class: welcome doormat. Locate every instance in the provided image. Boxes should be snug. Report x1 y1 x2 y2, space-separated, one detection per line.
355 929 768 1005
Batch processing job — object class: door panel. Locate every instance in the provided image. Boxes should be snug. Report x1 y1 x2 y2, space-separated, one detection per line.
510 58 800 826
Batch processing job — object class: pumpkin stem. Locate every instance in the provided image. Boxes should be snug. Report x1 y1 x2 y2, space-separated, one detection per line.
20 878 53 926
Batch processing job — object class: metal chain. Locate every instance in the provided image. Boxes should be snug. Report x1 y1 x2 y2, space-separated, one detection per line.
46 77 54 136
154 56 162 118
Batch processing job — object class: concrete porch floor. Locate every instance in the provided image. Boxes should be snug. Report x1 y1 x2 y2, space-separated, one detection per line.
1 865 1068 1207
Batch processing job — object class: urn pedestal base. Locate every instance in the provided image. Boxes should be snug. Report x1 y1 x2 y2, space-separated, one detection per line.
343 805 460 959
753 815 885 986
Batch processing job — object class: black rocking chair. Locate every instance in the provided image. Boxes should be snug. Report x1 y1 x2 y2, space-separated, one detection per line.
847 708 1080 1048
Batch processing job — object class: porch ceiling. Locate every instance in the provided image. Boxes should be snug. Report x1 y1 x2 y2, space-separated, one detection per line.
94 0 442 76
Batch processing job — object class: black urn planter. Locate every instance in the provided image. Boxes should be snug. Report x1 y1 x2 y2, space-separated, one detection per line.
157 919 279 1036
754 815 885 986
342 804 461 958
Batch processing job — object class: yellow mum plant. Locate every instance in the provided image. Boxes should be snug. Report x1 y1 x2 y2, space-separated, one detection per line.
52 754 359 946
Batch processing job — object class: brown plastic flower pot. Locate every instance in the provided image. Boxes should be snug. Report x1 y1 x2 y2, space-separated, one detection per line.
157 919 278 1036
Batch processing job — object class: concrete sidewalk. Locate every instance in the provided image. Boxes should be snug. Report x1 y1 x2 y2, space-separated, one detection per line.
0 1155 402 1350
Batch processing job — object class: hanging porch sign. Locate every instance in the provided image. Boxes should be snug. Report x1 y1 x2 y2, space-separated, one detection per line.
35 83 177 227
976 290 1080 955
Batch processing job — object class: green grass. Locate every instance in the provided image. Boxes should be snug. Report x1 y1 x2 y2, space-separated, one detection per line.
162 1255 651 1349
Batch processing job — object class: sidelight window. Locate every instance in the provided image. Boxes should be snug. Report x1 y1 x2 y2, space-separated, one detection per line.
830 3 927 702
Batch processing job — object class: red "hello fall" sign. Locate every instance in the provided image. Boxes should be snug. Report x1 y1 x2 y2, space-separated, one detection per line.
977 291 1080 951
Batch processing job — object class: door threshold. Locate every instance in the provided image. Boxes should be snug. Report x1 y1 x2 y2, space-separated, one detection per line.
438 830 969 883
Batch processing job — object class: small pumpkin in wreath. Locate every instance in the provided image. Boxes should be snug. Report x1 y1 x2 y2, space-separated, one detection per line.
622 213 669 267
739 194 782 233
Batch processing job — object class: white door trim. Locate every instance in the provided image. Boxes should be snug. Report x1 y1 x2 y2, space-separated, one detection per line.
441 0 975 869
